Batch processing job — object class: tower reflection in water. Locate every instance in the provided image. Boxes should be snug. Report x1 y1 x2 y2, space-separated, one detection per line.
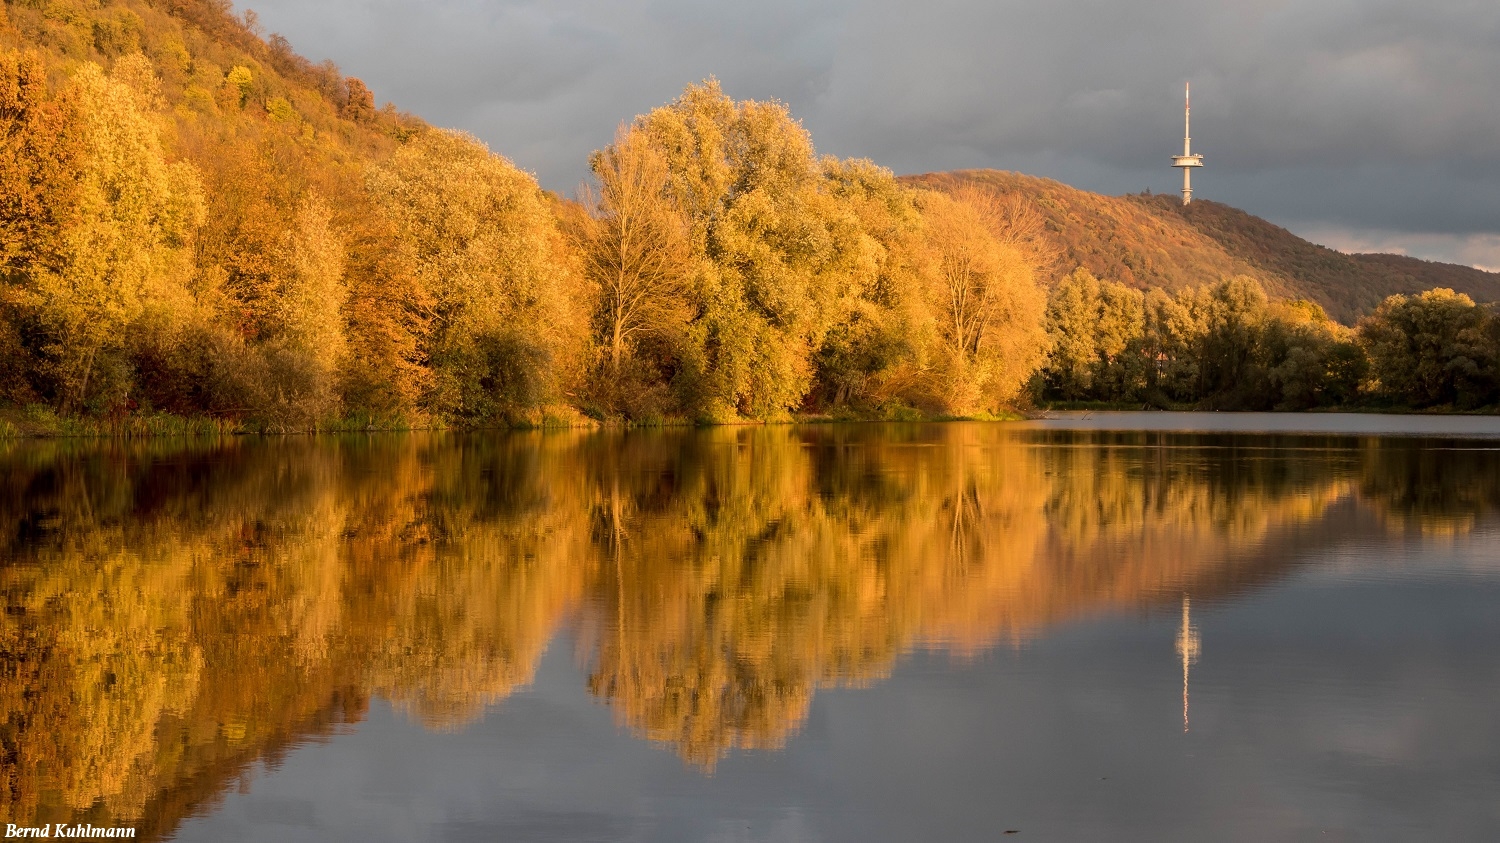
1176 594 1201 733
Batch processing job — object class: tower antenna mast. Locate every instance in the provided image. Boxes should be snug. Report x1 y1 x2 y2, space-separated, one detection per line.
1171 83 1204 205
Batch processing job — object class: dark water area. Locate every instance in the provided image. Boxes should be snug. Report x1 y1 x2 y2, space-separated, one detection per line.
1025 409 1500 438
2 417 1499 841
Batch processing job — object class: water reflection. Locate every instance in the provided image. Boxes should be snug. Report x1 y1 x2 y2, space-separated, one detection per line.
1176 595 1200 733
1 426 1497 839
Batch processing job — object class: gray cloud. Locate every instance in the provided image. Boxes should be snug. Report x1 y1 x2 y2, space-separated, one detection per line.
245 0 1500 264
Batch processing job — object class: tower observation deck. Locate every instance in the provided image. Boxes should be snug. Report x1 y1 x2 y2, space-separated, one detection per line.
1172 83 1204 205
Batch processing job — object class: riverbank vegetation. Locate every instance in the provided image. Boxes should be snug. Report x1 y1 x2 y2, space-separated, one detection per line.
0 0 1495 435
1039 271 1499 411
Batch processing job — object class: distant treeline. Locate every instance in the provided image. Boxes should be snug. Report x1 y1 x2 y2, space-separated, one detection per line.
0 0 1495 431
1040 270 1500 411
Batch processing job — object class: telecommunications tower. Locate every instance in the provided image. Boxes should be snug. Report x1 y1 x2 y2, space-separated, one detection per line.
1171 83 1204 205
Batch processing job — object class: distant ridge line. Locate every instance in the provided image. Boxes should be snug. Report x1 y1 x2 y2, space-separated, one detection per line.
902 169 1500 324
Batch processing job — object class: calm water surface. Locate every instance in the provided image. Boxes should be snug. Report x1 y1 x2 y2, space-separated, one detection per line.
2 416 1499 841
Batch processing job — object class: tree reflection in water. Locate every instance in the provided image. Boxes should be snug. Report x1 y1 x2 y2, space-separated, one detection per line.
1 426 1496 838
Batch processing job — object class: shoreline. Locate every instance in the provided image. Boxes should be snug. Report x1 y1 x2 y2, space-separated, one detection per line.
3 403 1499 441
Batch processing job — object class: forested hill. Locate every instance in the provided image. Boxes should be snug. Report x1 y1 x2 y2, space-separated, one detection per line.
904 170 1500 324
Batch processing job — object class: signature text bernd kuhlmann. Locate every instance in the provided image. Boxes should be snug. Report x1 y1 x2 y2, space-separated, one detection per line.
6 825 135 838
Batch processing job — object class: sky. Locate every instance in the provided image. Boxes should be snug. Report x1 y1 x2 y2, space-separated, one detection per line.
243 0 1500 270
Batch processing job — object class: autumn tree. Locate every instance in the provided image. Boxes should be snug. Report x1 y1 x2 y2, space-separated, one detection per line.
1189 276 1269 405
19 61 204 411
1044 268 1102 400
1041 275 1380 410
1256 300 1365 410
244 194 349 428
340 206 432 416
1359 288 1495 408
811 157 932 411
576 124 693 414
369 129 588 423
1090 280 1147 401
917 188 1049 412
0 0 431 427
631 79 866 420
0 50 86 401
1140 287 1202 403
341 76 374 122
0 51 83 281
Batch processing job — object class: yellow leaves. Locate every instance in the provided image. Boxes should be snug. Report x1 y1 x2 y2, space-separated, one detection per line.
0 50 83 278
0 59 205 406
638 79 737 222
90 8 143 58
161 160 205 246
579 123 693 386
179 82 215 115
41 0 93 29
223 64 252 108
265 95 295 123
153 37 192 77
109 52 162 110
369 129 586 418
275 196 347 364
70 66 199 274
589 81 1056 419
1358 286 1492 407
342 77 374 123
916 187 1050 411
626 81 863 417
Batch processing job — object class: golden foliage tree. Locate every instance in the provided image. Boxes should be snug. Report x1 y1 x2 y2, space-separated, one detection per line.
0 50 84 401
631 80 867 419
576 123 693 410
369 129 587 422
341 75 373 123
251 194 349 427
810 157 933 411
22 61 204 410
917 187 1050 412
0 50 83 281
1359 288 1495 408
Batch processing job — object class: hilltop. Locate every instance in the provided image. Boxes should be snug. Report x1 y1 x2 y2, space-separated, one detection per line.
904 170 1500 324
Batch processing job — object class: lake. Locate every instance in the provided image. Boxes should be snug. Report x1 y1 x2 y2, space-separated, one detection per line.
2 415 1499 841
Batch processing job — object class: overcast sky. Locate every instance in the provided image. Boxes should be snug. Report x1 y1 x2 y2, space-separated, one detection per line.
245 0 1500 270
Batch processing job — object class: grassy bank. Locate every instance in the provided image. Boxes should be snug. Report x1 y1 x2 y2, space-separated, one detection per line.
0 406 241 439
0 402 1038 440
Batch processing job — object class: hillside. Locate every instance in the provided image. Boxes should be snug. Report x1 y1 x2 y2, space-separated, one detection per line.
904 170 1500 324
